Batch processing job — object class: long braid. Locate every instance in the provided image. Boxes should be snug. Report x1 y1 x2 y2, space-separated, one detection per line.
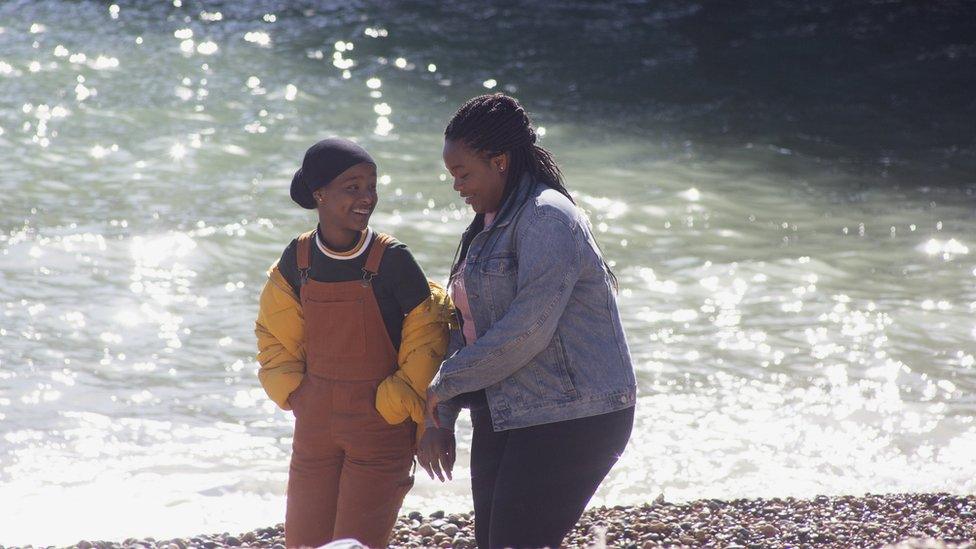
445 93 619 290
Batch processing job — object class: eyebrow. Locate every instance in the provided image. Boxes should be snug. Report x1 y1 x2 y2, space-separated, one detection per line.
338 171 373 184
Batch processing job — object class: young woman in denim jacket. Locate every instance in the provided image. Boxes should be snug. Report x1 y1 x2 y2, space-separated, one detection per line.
418 94 637 549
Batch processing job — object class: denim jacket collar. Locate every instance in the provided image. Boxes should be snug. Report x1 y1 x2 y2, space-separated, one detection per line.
492 172 537 229
460 172 537 239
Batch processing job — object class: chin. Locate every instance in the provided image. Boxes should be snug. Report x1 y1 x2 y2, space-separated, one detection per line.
345 219 369 231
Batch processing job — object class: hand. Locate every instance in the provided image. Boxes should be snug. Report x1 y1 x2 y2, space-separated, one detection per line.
417 427 455 482
287 378 306 411
425 387 441 429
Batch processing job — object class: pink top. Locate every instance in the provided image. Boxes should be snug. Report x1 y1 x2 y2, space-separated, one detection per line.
451 212 496 345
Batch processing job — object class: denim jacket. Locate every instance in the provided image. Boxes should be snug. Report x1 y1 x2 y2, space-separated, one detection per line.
428 176 636 431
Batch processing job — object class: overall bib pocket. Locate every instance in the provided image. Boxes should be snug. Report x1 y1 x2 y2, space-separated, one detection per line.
304 298 367 367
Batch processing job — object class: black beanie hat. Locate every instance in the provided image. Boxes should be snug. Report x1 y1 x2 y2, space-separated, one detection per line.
290 138 375 209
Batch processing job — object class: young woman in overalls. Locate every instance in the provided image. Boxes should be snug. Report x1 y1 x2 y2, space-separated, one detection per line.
255 138 452 548
418 95 637 549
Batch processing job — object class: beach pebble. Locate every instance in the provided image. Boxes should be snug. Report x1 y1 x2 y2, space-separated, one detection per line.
648 521 670 534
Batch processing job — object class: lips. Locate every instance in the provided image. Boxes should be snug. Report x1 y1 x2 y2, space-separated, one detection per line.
352 208 372 216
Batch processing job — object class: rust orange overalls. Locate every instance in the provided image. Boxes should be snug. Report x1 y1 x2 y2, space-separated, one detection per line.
286 231 415 549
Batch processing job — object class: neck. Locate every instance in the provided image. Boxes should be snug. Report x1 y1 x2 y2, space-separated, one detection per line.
318 219 363 252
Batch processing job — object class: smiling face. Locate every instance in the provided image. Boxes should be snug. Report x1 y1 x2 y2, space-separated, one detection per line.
313 161 377 240
443 139 508 214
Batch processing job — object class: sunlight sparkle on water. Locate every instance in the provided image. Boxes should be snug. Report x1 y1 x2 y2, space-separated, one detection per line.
89 55 119 70
169 142 187 160
196 41 218 55
244 31 271 47
374 116 394 137
922 238 969 260
131 233 196 268
284 84 297 101
92 143 119 160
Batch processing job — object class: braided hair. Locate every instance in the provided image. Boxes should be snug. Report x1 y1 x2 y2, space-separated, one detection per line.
445 93 618 289
445 93 571 203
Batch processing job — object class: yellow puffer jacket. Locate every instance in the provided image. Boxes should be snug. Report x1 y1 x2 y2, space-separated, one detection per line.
255 262 454 438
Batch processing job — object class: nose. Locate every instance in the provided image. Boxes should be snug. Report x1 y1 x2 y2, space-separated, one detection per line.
453 178 463 192
359 189 377 207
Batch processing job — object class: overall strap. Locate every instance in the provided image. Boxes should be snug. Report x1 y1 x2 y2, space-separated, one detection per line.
362 233 393 285
296 230 316 287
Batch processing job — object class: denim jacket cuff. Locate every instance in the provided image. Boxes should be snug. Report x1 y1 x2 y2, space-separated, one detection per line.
429 368 459 402
423 399 460 432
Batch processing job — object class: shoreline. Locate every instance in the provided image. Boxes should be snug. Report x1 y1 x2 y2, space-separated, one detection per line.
10 493 975 549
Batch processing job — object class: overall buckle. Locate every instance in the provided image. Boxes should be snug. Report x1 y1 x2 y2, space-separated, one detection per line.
361 269 376 287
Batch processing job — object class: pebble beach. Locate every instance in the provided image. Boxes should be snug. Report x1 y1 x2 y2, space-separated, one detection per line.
12 493 974 549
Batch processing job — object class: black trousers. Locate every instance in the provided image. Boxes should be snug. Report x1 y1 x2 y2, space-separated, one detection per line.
468 393 635 549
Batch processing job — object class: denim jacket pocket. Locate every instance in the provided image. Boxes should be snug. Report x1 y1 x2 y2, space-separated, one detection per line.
546 334 578 396
520 335 579 404
480 254 516 276
479 254 518 315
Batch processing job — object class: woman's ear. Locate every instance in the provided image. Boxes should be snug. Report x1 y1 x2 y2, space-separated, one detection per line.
491 152 509 173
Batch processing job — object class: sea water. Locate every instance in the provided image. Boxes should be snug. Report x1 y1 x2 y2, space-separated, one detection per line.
1 1 974 545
